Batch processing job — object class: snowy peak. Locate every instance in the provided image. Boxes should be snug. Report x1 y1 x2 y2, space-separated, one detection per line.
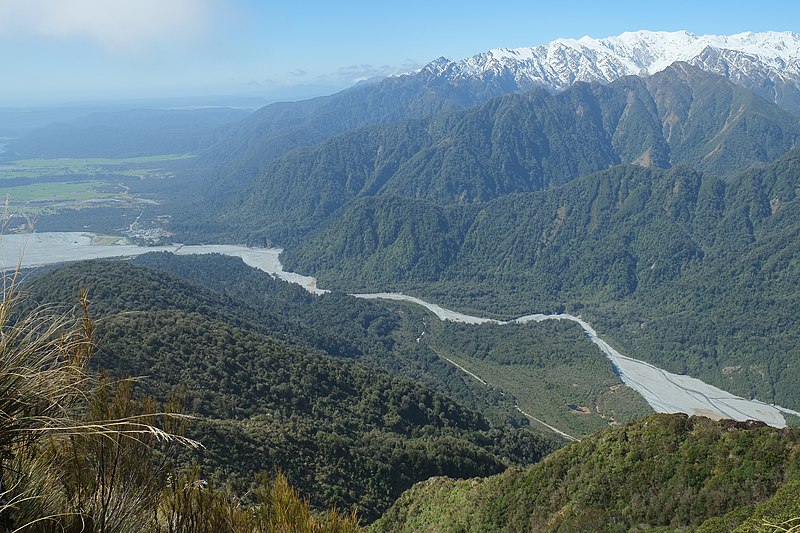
419 56 453 77
415 30 800 113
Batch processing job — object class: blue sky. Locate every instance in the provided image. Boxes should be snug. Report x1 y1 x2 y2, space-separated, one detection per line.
1 0 798 106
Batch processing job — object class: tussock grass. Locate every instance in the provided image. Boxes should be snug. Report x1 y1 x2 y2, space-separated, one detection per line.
159 467 359 533
763 516 800 532
0 279 192 531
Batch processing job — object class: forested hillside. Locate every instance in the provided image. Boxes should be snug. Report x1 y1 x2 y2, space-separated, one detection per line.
22 258 565 520
129 252 652 436
178 64 800 244
372 414 800 532
196 59 530 202
284 148 800 411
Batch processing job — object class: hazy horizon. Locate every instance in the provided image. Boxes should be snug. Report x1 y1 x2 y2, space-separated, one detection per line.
2 0 798 107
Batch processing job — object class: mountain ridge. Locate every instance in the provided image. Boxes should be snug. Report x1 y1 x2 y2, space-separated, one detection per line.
415 30 800 113
192 29 800 209
202 64 800 246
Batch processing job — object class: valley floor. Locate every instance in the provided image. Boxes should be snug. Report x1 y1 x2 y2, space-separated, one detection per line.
3 231 797 432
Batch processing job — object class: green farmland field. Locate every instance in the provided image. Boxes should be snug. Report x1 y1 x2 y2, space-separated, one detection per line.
0 181 114 204
9 154 193 168
0 153 194 180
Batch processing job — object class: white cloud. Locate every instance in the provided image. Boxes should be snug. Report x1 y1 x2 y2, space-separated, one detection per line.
0 0 217 53
316 61 423 85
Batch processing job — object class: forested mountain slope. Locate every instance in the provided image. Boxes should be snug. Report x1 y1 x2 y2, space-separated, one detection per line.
127 252 528 424
199 64 799 245
372 414 800 532
284 148 800 411
21 259 562 520
199 30 800 206
196 67 516 204
128 252 652 437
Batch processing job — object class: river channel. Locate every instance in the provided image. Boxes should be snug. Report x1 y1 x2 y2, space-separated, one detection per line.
2 232 797 428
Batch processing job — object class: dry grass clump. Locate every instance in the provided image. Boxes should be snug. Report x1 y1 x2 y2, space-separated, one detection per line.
0 281 190 532
763 517 800 532
159 467 359 533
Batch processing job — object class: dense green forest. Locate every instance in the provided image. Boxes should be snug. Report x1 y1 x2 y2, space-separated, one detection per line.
283 148 800 411
174 64 800 245
0 285 361 531
372 414 800 532
127 252 531 427
128 252 651 436
21 258 569 521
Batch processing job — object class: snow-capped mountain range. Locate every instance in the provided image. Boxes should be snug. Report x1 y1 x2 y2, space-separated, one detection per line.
415 30 800 112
